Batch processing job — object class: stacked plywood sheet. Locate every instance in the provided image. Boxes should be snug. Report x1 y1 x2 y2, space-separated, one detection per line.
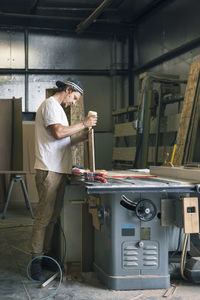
0 98 23 207
174 59 200 165
0 98 23 171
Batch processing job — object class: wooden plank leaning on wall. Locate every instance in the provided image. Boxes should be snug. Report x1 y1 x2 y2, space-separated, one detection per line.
173 59 200 166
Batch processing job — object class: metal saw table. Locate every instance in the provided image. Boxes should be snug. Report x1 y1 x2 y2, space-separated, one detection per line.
62 172 200 290
84 172 199 290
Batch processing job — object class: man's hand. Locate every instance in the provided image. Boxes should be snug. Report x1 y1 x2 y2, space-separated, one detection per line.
83 114 97 128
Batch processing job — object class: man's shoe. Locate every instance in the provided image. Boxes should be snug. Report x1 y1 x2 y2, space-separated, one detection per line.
31 258 47 281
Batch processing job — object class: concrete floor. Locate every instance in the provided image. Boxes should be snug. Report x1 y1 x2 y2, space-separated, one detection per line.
0 202 200 300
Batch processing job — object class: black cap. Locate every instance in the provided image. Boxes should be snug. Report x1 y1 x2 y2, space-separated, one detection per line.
56 78 83 95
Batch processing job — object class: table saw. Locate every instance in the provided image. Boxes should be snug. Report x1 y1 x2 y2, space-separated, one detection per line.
62 170 200 290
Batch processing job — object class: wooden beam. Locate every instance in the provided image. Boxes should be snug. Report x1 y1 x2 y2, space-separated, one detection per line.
150 165 200 182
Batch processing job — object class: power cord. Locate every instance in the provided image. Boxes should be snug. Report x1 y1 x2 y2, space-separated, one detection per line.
180 233 189 280
26 220 67 299
26 255 62 300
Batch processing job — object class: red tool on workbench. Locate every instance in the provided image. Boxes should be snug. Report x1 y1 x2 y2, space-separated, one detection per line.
84 171 107 183
72 168 107 183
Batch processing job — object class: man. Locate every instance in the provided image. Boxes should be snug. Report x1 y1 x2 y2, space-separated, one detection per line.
31 78 97 281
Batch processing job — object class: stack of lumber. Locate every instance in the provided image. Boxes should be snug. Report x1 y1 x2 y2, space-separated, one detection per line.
173 59 200 165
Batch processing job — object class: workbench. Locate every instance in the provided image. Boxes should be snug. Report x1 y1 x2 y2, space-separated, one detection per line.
61 170 200 290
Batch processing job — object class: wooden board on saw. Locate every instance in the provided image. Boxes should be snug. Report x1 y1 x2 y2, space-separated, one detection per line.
150 166 200 183
173 59 200 165
105 170 155 179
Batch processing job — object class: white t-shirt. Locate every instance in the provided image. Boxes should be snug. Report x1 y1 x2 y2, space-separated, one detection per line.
34 96 72 174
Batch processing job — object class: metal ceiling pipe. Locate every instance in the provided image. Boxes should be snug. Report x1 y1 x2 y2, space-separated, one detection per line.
76 0 116 34
0 11 82 22
0 11 124 30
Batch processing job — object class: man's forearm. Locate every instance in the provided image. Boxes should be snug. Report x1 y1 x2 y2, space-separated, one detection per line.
71 135 83 146
49 122 85 139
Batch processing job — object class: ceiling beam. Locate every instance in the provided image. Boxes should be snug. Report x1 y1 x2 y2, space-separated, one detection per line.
131 0 176 25
37 6 117 12
76 0 116 34
0 11 129 34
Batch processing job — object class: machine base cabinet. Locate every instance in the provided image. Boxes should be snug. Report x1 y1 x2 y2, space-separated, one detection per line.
93 192 181 290
94 263 170 290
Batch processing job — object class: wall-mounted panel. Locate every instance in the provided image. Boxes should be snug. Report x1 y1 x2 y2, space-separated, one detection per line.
0 30 24 68
0 75 25 110
29 32 112 70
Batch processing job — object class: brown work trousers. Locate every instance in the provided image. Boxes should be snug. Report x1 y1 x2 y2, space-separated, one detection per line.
31 169 67 257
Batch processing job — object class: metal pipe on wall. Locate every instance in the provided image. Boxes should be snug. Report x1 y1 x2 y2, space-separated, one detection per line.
128 31 134 106
0 68 128 76
24 29 29 112
112 34 118 111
